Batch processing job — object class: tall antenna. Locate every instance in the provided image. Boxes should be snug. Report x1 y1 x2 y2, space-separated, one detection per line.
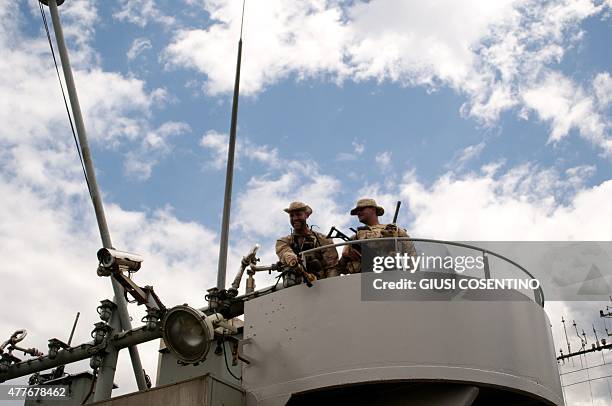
217 0 246 289
39 0 147 393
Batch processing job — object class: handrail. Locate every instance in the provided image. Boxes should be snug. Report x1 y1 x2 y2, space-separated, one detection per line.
299 237 545 307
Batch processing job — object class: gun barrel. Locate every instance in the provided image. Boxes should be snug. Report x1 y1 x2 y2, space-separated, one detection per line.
392 201 401 223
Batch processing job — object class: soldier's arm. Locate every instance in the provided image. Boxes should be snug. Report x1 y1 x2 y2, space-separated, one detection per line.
341 232 362 260
397 227 418 259
318 235 340 277
275 237 298 267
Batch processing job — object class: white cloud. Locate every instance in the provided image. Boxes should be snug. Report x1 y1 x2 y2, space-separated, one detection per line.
127 37 153 60
375 150 392 171
0 170 222 394
124 121 191 180
199 131 348 238
163 0 611 155
0 5 225 395
397 164 612 241
200 130 280 170
234 171 346 238
447 142 486 171
2 2 181 184
113 0 176 27
75 70 169 144
163 0 350 95
565 164 596 189
336 139 365 161
353 141 365 155
522 71 611 155
593 71 612 108
3 2 611 403
347 0 516 86
24 0 101 67
200 130 229 168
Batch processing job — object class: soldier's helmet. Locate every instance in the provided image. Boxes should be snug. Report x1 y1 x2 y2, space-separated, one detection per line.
350 198 384 216
284 201 312 215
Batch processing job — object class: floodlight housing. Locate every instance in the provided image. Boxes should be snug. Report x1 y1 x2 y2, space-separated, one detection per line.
161 305 215 365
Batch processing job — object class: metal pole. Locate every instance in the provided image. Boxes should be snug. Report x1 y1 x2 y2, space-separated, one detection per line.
67 312 80 345
216 37 243 289
45 0 110 249
92 310 121 401
44 0 147 391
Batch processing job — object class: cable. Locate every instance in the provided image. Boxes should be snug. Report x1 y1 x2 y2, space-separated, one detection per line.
560 362 612 376
38 2 92 198
222 334 242 381
81 368 97 405
562 373 612 388
584 352 595 406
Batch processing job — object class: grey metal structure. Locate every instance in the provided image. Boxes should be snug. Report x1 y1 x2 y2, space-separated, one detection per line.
1 235 565 405
24 372 97 406
216 1 246 290
2 2 567 405
0 327 160 382
42 0 147 393
240 274 562 405
93 374 244 406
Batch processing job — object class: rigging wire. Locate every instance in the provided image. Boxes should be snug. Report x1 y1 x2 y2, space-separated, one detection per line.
583 352 596 406
560 361 612 376
38 1 92 199
562 373 612 388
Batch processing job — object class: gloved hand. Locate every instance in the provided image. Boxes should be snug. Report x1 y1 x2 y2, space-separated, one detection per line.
287 255 298 268
304 272 317 283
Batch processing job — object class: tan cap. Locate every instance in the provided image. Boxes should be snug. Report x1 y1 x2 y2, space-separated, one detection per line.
284 201 312 215
350 198 384 216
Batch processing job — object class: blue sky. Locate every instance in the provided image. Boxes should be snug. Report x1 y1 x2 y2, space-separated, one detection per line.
1 0 611 403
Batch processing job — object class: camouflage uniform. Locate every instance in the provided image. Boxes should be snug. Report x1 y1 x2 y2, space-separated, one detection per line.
276 229 340 279
340 198 417 274
341 224 417 274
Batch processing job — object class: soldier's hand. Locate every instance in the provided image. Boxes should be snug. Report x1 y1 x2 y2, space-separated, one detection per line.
304 272 317 283
287 256 298 268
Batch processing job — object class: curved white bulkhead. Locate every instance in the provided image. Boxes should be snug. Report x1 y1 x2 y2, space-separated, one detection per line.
242 273 563 406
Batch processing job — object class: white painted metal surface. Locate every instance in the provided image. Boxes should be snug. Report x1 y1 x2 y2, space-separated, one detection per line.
242 273 563 405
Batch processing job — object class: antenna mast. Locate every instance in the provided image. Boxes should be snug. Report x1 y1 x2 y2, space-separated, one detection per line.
39 0 147 393
217 0 246 289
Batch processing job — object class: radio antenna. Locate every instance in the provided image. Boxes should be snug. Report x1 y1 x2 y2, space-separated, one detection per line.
217 0 246 289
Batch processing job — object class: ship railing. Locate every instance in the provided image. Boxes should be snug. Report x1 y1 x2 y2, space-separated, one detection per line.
299 238 545 307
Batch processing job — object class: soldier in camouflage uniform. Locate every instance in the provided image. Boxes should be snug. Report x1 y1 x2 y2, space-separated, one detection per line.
340 198 417 274
276 202 340 279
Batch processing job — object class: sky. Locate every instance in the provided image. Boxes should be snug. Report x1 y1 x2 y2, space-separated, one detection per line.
0 0 611 404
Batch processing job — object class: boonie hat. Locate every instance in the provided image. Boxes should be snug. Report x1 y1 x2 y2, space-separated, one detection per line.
350 198 384 216
284 201 313 215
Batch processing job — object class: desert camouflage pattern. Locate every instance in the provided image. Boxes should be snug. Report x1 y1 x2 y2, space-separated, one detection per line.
284 201 312 215
341 223 417 274
276 230 340 278
350 198 384 215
